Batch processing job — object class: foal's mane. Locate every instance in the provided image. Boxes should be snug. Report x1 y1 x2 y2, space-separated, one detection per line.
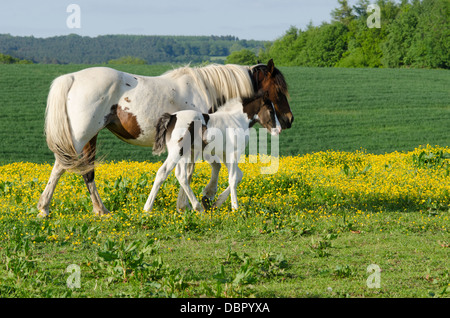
163 64 254 112
215 92 267 114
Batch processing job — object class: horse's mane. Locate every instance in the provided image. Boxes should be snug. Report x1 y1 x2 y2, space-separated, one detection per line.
163 64 254 112
250 64 289 98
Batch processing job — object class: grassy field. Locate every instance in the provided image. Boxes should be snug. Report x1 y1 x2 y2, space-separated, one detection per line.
0 148 449 299
0 64 449 300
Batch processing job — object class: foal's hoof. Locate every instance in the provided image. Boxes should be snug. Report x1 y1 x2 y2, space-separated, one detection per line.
201 196 213 211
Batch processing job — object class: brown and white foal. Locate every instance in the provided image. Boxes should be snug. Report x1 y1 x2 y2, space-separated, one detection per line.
144 93 281 212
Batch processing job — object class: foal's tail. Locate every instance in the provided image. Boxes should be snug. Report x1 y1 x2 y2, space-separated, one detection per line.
153 113 175 155
45 74 92 174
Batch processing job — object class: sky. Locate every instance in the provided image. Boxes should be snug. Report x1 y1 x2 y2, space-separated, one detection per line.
0 0 359 41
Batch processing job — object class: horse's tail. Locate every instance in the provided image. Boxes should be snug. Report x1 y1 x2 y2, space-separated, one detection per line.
153 113 175 155
45 74 92 174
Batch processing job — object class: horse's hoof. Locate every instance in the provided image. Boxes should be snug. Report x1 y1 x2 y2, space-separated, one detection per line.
37 210 49 218
94 208 110 217
201 196 212 211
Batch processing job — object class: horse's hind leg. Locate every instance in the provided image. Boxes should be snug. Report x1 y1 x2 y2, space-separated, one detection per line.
82 135 109 216
37 159 66 218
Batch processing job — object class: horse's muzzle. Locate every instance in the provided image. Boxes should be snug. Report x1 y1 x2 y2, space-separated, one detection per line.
280 114 294 129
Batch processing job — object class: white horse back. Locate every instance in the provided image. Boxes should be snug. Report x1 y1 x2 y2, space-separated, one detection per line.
63 67 207 152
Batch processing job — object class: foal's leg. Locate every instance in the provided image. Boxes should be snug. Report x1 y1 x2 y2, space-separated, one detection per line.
175 162 203 212
201 160 221 210
81 135 109 216
144 158 178 212
213 186 230 209
176 162 195 211
228 163 243 210
213 162 243 210
37 159 65 218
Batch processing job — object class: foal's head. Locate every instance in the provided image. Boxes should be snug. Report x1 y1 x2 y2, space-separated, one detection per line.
243 93 281 136
250 59 293 129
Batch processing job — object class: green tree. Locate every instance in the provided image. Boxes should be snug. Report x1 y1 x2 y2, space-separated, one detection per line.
0 53 33 64
265 22 348 67
407 0 449 68
297 22 348 67
381 1 419 67
225 49 258 65
337 0 399 68
264 26 301 66
331 0 355 26
382 0 449 69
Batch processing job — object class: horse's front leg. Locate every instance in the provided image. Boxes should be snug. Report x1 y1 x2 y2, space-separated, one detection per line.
176 162 195 211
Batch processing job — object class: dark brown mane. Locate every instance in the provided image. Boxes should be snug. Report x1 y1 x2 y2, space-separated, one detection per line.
242 91 270 121
271 67 290 97
241 91 265 107
251 64 289 98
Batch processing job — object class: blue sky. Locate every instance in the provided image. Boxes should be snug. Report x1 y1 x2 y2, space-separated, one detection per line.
0 0 358 41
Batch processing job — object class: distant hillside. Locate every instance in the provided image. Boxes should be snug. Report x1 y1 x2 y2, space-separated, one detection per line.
0 34 268 64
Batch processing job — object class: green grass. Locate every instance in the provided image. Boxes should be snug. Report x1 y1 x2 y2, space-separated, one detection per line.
0 207 448 298
280 66 450 155
0 64 448 164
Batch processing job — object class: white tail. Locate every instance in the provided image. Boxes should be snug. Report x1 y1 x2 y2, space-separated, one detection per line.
45 75 92 174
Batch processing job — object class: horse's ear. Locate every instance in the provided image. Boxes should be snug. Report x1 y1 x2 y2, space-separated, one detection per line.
267 59 274 74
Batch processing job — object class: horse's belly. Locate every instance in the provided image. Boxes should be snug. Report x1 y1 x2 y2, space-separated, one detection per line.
105 103 157 147
121 128 156 147
114 77 199 147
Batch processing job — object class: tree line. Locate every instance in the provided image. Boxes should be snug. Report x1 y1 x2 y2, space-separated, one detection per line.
227 0 449 69
0 34 267 65
1 0 447 68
